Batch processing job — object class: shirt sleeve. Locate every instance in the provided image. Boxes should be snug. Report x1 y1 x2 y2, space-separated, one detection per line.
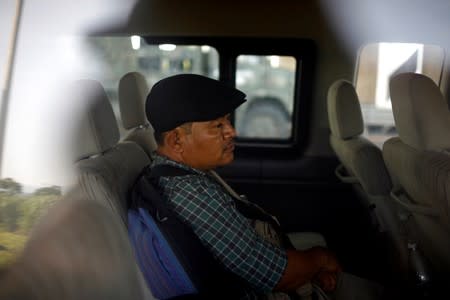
166 176 287 293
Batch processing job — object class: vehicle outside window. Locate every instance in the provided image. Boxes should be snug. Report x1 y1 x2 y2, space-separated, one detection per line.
235 55 297 140
356 43 445 147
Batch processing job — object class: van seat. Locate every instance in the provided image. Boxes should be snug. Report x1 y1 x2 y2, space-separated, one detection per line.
0 189 153 300
72 79 150 225
384 72 450 274
327 79 392 196
119 72 157 158
327 79 408 278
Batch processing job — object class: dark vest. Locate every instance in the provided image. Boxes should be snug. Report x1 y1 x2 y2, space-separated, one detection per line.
129 164 289 299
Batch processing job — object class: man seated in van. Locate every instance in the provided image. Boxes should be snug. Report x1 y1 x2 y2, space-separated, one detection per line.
139 74 384 299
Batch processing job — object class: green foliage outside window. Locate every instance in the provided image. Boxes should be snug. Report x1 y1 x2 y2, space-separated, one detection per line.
0 178 61 269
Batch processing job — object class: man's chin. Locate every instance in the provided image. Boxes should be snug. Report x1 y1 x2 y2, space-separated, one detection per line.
219 153 234 166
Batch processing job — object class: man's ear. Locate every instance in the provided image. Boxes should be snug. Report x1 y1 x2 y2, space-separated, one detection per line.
164 128 184 153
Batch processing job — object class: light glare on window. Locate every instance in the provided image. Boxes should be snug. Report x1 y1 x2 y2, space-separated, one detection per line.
269 56 280 68
201 45 211 53
131 35 140 50
159 44 177 51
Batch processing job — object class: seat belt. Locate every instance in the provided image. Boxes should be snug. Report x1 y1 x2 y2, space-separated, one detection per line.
149 164 283 239
208 170 243 201
209 169 281 226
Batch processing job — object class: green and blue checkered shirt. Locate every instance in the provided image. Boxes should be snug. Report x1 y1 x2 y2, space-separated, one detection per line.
151 153 287 295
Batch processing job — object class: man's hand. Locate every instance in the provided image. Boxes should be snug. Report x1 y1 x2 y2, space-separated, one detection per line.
313 271 338 292
275 247 342 292
313 248 342 292
316 247 342 274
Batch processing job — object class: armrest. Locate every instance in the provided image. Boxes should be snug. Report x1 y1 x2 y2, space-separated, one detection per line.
334 164 359 184
390 188 439 217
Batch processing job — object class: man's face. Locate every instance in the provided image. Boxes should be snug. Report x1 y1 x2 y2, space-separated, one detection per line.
180 114 236 170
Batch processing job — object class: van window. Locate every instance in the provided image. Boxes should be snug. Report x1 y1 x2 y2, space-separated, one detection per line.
1 0 60 270
356 43 445 147
0 0 17 103
81 37 219 134
235 55 296 139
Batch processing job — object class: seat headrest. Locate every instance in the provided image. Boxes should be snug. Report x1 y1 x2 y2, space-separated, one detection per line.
118 72 149 129
327 79 364 139
70 80 120 161
389 73 450 151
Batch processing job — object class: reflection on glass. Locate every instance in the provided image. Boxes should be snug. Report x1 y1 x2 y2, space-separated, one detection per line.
235 55 296 139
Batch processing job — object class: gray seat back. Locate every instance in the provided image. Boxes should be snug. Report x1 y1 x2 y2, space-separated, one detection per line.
0 188 152 300
68 79 153 294
118 72 157 158
71 79 150 225
327 80 408 276
327 79 392 196
383 72 450 273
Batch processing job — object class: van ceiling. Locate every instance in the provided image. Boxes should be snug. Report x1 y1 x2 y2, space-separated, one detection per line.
93 0 450 53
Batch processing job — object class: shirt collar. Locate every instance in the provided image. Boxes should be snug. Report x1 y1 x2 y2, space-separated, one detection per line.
150 152 207 176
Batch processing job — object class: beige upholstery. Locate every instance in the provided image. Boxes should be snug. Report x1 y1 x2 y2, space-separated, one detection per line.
119 72 148 129
118 72 157 157
389 72 450 151
328 80 364 139
384 140 450 272
383 139 436 208
421 150 450 227
76 142 150 225
327 80 408 275
417 150 450 271
123 128 157 158
66 80 153 295
73 79 150 225
0 188 153 300
287 232 327 250
69 80 120 160
383 73 450 273
329 135 392 196
327 80 392 196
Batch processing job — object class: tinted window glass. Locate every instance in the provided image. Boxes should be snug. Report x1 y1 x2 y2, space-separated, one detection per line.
234 55 296 139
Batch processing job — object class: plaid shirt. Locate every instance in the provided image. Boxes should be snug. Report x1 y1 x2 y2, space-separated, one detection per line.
151 153 287 296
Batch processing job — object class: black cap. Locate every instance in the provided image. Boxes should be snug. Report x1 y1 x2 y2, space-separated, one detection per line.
145 74 246 133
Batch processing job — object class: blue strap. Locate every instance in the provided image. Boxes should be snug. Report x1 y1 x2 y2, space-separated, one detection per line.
128 209 197 299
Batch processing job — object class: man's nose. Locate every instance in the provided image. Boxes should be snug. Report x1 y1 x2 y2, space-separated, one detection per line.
223 122 236 139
